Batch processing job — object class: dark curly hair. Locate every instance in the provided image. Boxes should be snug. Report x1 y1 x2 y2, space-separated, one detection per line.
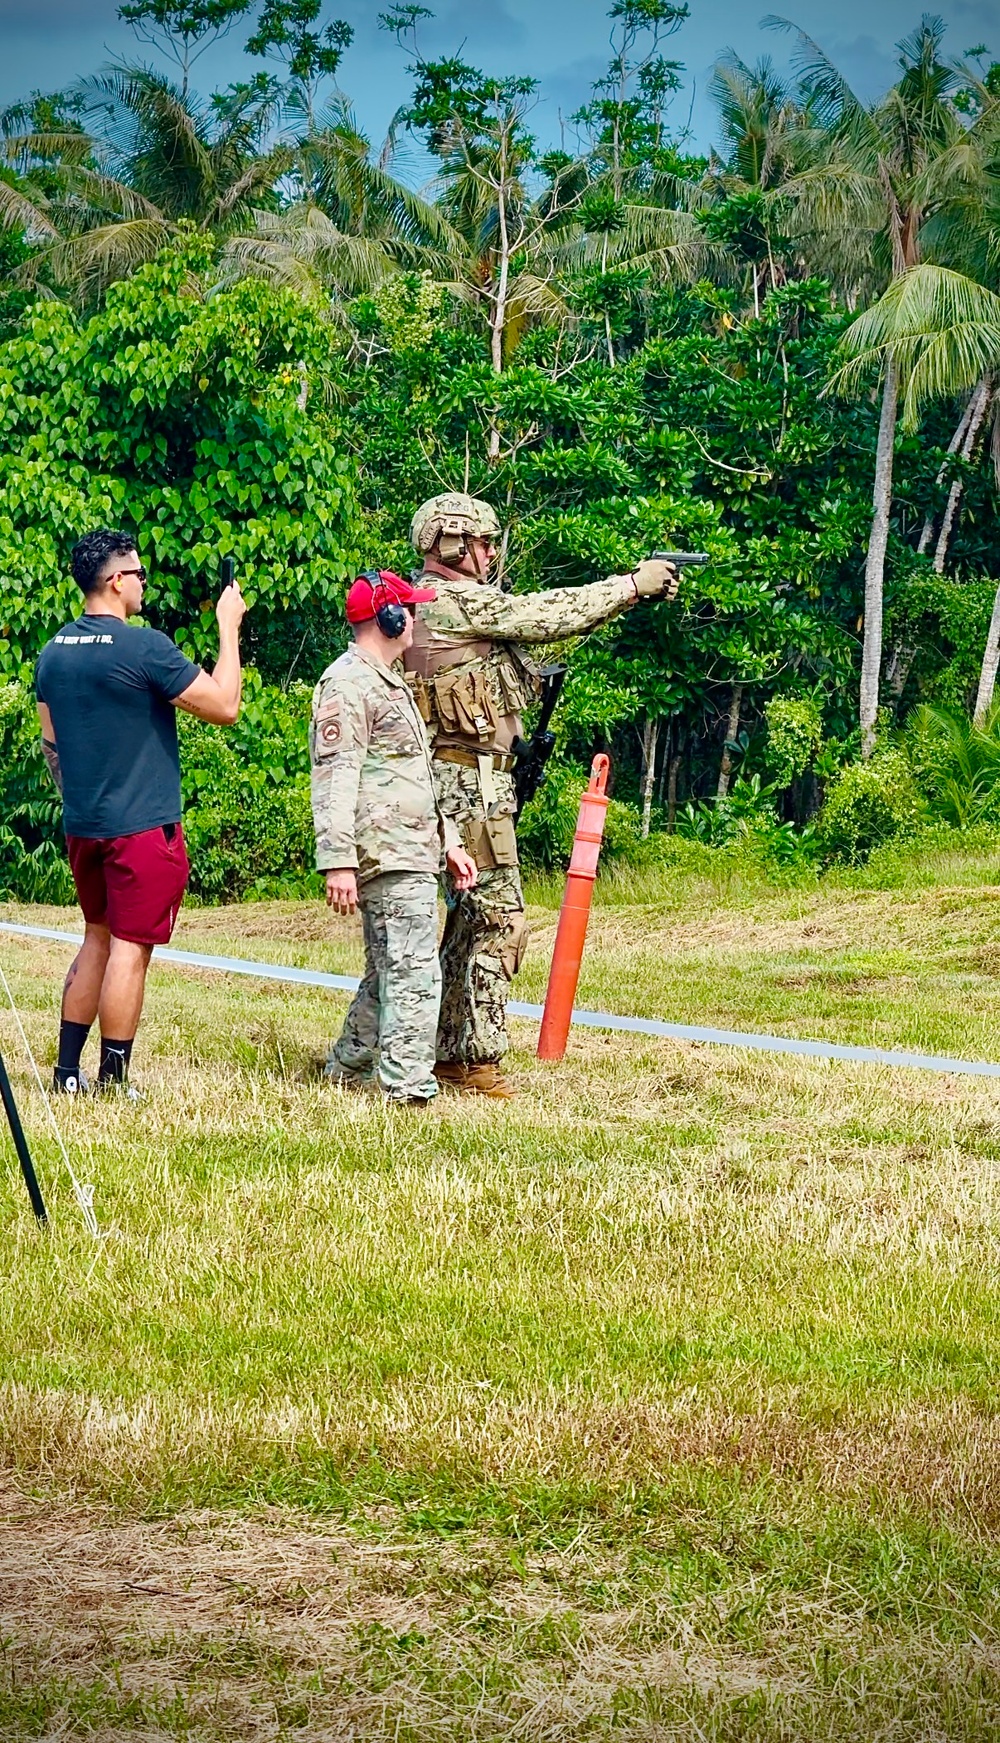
70 529 138 595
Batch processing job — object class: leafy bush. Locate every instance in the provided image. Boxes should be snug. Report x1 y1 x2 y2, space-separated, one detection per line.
179 674 318 901
764 695 824 789
817 749 922 864
0 237 356 683
0 682 74 903
517 756 665 870
0 672 319 906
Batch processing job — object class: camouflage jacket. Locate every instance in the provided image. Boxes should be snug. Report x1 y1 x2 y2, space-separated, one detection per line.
404 567 639 757
310 645 458 881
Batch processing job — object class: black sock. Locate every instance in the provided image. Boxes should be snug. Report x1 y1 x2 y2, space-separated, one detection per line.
57 1019 91 1074
98 1037 134 1085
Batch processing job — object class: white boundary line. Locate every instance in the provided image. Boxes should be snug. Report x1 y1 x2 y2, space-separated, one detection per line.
4 919 1000 1080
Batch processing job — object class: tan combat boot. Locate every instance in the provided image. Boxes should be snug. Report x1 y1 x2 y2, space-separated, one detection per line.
461 1064 516 1099
434 1062 468 1089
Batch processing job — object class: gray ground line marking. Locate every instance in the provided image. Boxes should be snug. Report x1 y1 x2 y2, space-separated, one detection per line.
3 919 1000 1079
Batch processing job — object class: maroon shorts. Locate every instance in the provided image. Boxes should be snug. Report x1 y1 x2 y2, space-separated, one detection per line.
67 823 189 947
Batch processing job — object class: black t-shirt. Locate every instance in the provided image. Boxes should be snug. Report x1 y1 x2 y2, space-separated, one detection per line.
35 614 201 840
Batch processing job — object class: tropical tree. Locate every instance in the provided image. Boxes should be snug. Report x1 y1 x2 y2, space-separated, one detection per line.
697 53 810 314
246 0 354 133
4 67 289 303
771 14 987 754
836 263 1000 720
117 0 254 99
218 100 462 300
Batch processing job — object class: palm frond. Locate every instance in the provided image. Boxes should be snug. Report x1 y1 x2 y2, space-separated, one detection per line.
31 217 177 300
762 14 875 142
831 264 1000 424
0 178 59 240
219 204 400 297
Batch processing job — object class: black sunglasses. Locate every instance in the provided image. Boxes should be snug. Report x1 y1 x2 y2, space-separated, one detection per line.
112 565 147 582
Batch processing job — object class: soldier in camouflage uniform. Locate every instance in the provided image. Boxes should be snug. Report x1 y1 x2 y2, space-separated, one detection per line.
310 569 477 1105
404 494 679 1099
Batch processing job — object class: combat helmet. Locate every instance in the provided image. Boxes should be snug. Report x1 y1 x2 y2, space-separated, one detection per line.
410 493 501 564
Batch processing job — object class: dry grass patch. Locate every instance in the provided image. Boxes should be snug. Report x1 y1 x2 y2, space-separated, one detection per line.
4 878 1000 1734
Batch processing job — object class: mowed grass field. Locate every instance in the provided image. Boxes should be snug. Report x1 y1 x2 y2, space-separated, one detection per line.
4 851 1000 1738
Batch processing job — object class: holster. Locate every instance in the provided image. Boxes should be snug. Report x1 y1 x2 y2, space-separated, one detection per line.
461 812 519 869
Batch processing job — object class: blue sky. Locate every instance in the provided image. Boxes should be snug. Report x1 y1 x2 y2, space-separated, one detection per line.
1 0 998 163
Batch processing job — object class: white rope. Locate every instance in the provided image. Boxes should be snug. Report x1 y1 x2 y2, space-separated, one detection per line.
0 958 100 1239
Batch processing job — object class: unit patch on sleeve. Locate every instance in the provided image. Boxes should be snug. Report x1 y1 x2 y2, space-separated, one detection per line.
316 696 344 756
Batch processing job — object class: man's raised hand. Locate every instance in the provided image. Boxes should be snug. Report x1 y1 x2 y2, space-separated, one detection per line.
216 580 248 631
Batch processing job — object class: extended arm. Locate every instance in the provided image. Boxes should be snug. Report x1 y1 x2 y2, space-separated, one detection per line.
440 559 675 644
173 584 247 725
36 702 61 793
446 573 637 643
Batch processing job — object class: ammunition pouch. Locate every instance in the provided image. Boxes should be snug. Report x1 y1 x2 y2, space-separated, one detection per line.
432 667 500 743
495 651 541 715
408 651 541 748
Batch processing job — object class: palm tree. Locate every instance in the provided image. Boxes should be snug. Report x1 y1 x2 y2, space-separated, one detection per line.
2 68 291 303
769 13 984 755
218 98 463 299
835 263 1000 720
699 52 812 313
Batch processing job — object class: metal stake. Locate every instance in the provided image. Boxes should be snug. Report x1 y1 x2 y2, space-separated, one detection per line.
0 1048 47 1224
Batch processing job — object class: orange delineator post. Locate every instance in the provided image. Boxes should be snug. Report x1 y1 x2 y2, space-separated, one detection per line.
537 754 611 1061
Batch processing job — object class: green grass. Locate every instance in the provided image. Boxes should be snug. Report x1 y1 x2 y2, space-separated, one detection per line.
3 848 1000 1736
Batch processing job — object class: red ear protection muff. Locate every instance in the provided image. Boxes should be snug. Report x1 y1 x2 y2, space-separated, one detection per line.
361 569 409 639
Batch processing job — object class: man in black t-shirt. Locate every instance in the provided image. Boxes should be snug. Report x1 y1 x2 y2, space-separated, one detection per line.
35 529 248 1094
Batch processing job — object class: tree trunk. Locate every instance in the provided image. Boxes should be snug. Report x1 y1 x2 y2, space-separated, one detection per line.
601 230 615 368
486 138 511 463
666 749 681 831
884 640 917 705
974 579 1000 726
716 684 744 800
933 375 993 573
860 359 899 759
917 385 980 554
640 714 660 838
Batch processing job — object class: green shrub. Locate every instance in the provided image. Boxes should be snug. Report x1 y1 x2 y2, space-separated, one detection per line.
764 694 824 789
818 749 922 865
0 682 74 903
0 672 320 906
517 757 662 870
904 702 1000 829
179 673 318 901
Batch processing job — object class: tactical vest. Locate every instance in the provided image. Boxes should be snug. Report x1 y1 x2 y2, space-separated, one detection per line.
405 594 540 757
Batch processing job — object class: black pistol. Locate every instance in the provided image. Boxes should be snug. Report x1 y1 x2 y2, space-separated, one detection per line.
220 556 236 597
650 551 710 567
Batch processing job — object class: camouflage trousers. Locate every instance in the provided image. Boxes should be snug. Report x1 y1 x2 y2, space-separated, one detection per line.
326 872 441 1102
437 863 528 1066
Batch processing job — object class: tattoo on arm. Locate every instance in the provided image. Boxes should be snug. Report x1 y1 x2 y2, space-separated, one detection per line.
41 738 62 794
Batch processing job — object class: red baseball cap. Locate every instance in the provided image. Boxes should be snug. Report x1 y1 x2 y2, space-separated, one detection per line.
345 569 437 624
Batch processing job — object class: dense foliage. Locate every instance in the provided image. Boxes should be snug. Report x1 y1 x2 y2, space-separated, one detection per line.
5 2 1000 895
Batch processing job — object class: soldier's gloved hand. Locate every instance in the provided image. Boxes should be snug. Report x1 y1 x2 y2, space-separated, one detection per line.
631 559 679 600
446 846 478 891
326 869 358 915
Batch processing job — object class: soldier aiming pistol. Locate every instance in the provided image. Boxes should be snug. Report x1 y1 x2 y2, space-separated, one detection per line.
402 494 686 1099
